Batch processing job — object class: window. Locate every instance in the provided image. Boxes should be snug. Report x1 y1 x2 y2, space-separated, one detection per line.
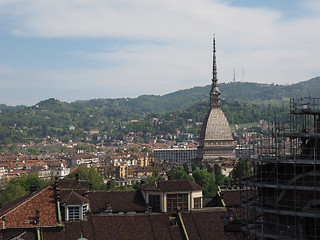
82 204 88 218
68 206 80 221
194 197 201 209
149 195 160 212
167 193 188 213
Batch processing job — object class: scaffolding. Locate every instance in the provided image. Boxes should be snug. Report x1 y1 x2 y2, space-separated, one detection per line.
241 97 320 239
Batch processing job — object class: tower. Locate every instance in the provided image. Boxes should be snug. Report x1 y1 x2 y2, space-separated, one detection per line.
197 37 236 164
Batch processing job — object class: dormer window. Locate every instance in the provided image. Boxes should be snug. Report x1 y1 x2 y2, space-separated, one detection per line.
82 204 88 218
68 206 80 221
59 189 90 221
65 204 89 221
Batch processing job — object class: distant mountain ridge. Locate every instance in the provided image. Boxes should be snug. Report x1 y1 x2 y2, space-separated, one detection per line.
76 76 320 113
1 77 319 113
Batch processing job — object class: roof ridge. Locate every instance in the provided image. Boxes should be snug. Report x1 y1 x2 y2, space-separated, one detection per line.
62 190 89 204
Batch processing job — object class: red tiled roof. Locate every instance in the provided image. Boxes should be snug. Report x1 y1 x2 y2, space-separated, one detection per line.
4 211 237 240
0 185 59 228
141 179 203 192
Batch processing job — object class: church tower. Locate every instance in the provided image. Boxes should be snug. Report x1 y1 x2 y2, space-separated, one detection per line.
197 37 236 164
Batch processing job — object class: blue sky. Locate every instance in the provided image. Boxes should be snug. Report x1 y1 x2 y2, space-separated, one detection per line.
0 0 319 106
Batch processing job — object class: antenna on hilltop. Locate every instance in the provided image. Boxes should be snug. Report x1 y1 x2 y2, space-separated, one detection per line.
233 68 236 82
242 67 245 82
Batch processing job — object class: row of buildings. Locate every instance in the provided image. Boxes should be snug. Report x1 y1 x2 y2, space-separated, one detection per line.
0 177 244 239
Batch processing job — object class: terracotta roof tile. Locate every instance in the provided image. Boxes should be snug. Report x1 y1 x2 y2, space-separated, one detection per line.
0 185 59 228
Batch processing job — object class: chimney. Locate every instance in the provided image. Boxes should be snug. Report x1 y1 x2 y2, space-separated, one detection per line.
35 210 41 240
106 181 112 191
224 178 228 187
30 184 37 193
106 203 112 213
54 176 59 187
146 203 152 213
235 178 240 189
2 216 5 229
35 209 40 226
56 187 60 201
176 206 181 213
230 178 234 189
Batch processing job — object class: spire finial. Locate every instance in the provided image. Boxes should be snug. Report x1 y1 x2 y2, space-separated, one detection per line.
212 35 217 88
210 35 221 108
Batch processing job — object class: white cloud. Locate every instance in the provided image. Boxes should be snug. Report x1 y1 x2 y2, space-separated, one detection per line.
31 43 208 96
0 0 320 105
0 0 278 40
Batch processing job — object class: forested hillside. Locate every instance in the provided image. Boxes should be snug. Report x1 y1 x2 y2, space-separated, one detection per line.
75 76 320 112
0 77 318 144
0 99 288 145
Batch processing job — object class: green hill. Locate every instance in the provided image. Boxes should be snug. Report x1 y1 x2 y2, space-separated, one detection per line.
76 76 320 112
0 77 319 145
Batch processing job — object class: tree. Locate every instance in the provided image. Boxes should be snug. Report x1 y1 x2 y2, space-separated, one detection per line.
9 144 19 154
106 180 118 190
75 144 94 152
168 166 195 182
152 169 159 178
117 185 135 191
191 163 197 172
144 174 162 185
214 164 225 186
0 173 51 205
0 175 8 190
141 147 151 152
10 172 49 192
50 147 60 153
0 184 27 205
192 169 217 197
206 163 212 173
66 166 106 190
127 146 140 153
26 146 41 155
199 164 204 170
230 160 253 180
183 162 190 174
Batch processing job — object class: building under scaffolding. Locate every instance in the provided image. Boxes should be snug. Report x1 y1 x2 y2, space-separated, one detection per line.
241 97 320 239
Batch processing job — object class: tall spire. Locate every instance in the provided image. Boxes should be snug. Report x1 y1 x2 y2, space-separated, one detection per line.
210 36 221 108
212 36 218 89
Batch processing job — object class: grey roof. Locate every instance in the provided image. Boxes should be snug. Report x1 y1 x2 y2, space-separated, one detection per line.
199 107 233 141
141 179 203 192
84 191 147 213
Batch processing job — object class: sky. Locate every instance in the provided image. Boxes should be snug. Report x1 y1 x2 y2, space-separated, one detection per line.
0 0 319 106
